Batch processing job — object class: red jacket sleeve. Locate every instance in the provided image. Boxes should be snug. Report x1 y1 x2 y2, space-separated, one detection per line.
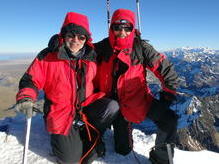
16 56 47 101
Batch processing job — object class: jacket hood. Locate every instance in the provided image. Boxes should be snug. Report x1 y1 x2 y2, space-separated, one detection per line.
111 9 135 27
61 12 91 36
109 9 136 51
59 12 93 48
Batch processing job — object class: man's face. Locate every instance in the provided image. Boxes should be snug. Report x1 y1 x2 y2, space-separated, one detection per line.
111 24 133 38
64 33 86 53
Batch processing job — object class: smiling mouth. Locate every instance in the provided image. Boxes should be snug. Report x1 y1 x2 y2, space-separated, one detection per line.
70 42 80 46
117 35 126 38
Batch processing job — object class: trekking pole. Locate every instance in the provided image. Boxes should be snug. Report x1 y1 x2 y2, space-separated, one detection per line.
106 0 111 30
7 104 42 164
136 0 142 33
167 144 174 164
22 116 32 164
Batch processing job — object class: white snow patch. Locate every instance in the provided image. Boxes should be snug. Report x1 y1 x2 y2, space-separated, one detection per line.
0 115 219 164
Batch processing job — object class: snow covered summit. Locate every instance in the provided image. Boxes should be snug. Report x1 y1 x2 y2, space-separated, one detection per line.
0 114 219 164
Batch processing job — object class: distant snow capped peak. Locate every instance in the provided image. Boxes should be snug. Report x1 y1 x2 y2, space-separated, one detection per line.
174 47 218 55
162 46 219 97
164 46 219 62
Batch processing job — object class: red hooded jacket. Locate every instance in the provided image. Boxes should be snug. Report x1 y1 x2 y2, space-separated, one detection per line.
94 9 178 123
17 12 104 135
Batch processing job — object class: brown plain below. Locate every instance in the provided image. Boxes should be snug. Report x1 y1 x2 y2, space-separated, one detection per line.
0 61 29 119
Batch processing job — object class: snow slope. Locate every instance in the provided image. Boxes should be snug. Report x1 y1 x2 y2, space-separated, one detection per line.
0 114 219 164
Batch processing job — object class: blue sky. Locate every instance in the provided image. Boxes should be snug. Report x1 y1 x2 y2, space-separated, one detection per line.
0 0 218 53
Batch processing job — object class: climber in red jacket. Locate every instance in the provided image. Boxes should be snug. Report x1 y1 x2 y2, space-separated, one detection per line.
94 9 179 164
15 12 119 164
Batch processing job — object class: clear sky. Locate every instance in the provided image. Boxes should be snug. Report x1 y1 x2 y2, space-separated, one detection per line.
0 0 218 53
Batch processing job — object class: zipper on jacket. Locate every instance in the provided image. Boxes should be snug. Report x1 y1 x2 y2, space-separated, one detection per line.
68 60 77 117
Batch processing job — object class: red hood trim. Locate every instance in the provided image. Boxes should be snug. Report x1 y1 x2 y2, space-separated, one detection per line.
61 12 91 36
59 12 93 48
109 9 136 50
111 9 136 26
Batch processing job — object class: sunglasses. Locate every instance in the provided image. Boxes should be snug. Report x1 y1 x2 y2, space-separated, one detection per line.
111 24 133 32
65 33 86 41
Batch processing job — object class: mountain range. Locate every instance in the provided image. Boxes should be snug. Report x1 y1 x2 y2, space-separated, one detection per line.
139 47 219 153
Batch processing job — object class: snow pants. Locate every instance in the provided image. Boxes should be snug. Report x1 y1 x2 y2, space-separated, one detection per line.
112 112 133 155
113 98 178 158
148 98 178 164
50 98 119 164
148 98 178 149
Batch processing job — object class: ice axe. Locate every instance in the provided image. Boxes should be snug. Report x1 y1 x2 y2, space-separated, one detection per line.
21 105 42 164
22 106 42 164
6 104 33 164
22 115 32 164
7 102 42 164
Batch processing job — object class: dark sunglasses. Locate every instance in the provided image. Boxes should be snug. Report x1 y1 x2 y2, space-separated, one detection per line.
111 24 133 32
65 33 86 41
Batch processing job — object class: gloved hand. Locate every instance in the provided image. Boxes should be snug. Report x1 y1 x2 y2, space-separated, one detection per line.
160 91 177 108
15 98 34 118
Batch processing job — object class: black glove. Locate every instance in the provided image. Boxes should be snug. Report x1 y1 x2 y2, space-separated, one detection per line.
15 98 34 118
160 91 177 108
48 34 60 52
156 108 178 133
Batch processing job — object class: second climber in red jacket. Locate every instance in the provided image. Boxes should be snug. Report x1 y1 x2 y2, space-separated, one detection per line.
94 9 179 164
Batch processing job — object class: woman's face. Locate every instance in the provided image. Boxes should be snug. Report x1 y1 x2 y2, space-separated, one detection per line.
64 33 86 53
